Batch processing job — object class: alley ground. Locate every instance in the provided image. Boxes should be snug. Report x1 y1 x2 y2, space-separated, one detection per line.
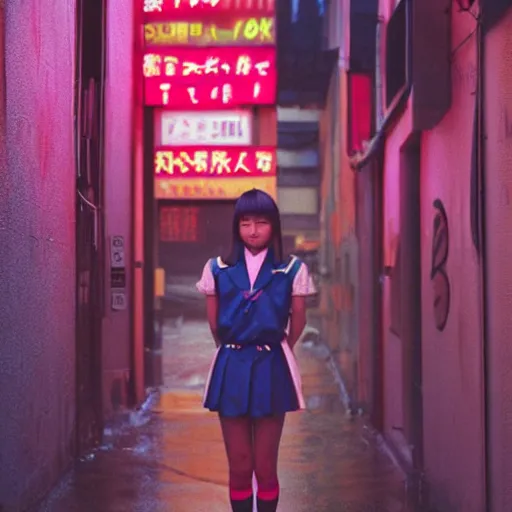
37 319 416 512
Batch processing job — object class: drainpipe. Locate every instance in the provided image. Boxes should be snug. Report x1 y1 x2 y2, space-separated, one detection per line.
475 9 491 512
350 0 413 172
349 0 425 498
350 80 411 172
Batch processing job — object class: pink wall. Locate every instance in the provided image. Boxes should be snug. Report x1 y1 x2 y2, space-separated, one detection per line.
381 107 413 464
419 6 485 511
102 0 136 416
378 3 486 507
0 0 76 509
484 8 512 511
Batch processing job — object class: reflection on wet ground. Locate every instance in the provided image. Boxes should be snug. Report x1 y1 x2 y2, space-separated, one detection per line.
38 320 417 512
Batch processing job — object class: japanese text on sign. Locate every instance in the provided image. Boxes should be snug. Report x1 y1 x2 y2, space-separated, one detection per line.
144 48 276 107
155 177 277 200
145 80 275 107
155 110 252 146
154 147 276 177
144 17 274 45
160 206 200 242
143 0 275 16
143 50 273 80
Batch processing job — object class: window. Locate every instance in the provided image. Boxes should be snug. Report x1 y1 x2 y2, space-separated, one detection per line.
278 187 318 214
277 149 319 168
159 206 200 242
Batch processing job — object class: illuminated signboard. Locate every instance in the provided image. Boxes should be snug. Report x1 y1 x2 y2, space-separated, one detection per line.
144 17 275 46
160 206 201 242
154 110 252 146
155 176 276 200
144 0 275 18
144 48 276 107
154 146 276 177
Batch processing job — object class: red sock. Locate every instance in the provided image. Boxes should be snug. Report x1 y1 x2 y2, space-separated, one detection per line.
230 488 253 501
257 484 279 501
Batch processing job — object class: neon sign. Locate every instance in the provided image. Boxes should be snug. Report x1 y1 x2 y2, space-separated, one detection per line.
154 146 276 177
160 206 201 242
144 17 275 46
144 48 276 107
143 48 274 81
143 0 275 17
154 110 252 146
155 176 276 200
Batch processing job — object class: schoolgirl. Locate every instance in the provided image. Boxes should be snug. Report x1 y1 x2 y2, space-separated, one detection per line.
196 188 316 511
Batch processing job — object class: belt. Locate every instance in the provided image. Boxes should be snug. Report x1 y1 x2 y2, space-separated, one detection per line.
224 343 273 352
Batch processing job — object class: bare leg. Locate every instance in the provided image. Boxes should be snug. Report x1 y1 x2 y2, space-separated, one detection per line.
253 414 285 511
219 415 254 511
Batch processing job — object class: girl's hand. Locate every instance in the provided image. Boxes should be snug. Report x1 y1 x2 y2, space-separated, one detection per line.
288 296 307 349
206 295 221 347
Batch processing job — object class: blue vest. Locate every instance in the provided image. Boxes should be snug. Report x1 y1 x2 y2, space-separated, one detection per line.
211 250 302 346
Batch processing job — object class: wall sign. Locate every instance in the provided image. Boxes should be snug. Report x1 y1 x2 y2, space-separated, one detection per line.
144 17 275 46
109 236 127 310
143 47 276 107
160 206 201 242
154 110 252 146
155 176 276 200
111 292 127 311
154 146 276 177
143 0 275 18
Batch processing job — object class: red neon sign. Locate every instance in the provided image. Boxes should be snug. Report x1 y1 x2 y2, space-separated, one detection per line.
144 48 276 107
144 0 275 18
154 146 276 177
144 17 275 46
160 206 201 242
348 73 372 155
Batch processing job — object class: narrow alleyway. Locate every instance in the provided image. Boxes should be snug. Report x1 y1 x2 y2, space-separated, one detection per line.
37 320 414 512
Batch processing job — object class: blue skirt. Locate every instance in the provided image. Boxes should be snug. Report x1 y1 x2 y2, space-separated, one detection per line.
203 343 300 418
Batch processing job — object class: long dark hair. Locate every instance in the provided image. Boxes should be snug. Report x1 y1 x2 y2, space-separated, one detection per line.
224 188 284 265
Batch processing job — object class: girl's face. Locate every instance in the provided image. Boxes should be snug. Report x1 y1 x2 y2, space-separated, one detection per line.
239 215 272 253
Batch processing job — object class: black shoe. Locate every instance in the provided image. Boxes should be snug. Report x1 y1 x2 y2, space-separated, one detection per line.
257 497 278 512
230 496 253 512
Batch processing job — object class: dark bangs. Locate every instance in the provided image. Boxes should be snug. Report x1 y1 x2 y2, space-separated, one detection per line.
234 188 279 222
224 188 284 265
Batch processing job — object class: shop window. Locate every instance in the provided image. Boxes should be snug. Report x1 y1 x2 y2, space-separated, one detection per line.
159 206 200 243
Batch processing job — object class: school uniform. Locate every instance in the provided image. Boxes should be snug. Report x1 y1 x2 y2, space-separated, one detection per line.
196 247 316 418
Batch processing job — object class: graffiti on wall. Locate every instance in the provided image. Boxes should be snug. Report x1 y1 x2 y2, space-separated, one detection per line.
431 199 450 331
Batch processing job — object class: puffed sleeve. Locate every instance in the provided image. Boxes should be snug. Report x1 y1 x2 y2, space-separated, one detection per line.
292 262 317 296
196 259 216 296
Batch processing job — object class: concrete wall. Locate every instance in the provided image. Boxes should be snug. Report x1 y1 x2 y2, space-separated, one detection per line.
380 106 412 465
484 7 512 511
0 0 77 509
378 1 486 509
101 0 136 417
419 5 485 510
318 62 361 403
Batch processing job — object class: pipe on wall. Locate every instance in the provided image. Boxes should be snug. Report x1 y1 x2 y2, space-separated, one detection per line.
474 8 491 511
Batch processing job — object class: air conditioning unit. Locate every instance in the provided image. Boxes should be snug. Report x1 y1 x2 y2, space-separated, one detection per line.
384 0 452 131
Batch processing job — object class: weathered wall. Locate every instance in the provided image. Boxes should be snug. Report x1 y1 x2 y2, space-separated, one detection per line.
0 0 76 509
380 106 412 464
419 5 485 511
102 0 135 417
319 65 360 403
484 6 512 511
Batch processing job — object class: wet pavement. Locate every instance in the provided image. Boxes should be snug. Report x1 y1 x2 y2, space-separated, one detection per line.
37 319 416 512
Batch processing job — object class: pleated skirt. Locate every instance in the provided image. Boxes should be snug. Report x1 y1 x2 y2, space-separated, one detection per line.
203 341 306 418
